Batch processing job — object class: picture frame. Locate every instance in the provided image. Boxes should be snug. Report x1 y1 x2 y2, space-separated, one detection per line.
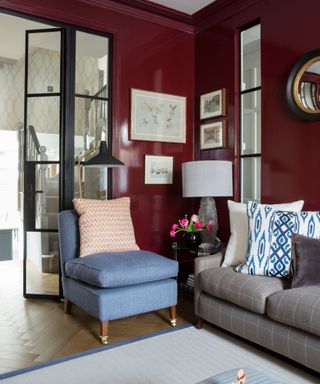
130 89 186 143
200 121 226 150
144 155 173 184
200 88 226 119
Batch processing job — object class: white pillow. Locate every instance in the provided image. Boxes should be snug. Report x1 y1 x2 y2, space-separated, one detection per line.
222 201 247 267
222 200 304 267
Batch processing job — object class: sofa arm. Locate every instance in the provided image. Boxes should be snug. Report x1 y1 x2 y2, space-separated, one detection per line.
194 252 224 315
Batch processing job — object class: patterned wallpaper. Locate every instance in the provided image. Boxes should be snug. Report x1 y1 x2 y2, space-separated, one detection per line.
28 48 61 95
0 60 24 131
0 47 105 140
75 55 107 142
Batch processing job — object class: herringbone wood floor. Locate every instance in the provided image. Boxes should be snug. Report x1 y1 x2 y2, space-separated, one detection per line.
0 260 194 375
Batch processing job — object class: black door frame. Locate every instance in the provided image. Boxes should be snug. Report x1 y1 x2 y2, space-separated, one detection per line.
0 8 113 300
23 28 64 300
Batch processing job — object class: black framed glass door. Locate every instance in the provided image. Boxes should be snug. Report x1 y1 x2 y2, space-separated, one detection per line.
19 20 112 300
23 29 64 299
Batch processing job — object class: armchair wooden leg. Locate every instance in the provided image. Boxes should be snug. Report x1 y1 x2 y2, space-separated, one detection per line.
100 320 109 345
170 305 177 327
64 299 72 314
195 317 204 329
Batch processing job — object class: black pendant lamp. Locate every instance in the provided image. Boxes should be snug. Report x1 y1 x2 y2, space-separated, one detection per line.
84 141 124 168
77 141 124 197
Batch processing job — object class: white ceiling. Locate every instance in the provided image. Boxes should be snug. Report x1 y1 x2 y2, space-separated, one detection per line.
146 0 216 14
0 14 49 62
0 13 109 63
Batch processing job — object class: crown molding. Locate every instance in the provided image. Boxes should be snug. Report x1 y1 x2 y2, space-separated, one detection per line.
113 0 192 24
78 0 194 34
0 0 194 34
0 0 262 38
193 0 261 33
0 1 114 35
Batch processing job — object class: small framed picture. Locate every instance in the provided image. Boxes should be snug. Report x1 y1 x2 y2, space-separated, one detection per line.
200 88 226 119
200 121 226 150
144 155 174 184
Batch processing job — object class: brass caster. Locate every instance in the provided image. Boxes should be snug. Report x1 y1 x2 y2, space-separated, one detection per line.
100 335 108 345
170 319 177 327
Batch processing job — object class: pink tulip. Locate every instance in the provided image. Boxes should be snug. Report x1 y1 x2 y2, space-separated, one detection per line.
180 218 189 228
195 221 203 229
191 214 199 223
170 229 176 237
171 223 178 231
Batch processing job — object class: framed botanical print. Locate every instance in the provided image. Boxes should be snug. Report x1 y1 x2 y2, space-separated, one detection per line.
200 121 226 150
200 88 226 119
131 89 186 143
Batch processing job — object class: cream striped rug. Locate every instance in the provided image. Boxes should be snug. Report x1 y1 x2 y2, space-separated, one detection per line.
0 324 318 383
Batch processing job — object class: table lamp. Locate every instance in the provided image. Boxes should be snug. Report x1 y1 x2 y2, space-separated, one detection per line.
77 140 124 198
182 160 233 245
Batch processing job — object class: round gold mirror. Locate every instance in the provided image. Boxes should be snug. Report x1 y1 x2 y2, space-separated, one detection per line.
287 49 320 120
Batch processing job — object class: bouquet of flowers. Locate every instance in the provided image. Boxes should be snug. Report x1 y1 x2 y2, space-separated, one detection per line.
169 214 214 238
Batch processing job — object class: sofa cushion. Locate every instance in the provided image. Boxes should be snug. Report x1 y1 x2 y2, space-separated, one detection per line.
268 210 296 277
223 200 303 268
222 201 248 268
65 250 178 288
235 200 304 276
267 287 320 337
268 210 320 278
291 234 320 288
199 267 290 314
295 211 320 237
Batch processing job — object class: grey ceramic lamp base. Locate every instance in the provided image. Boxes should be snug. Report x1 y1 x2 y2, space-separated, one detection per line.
198 196 218 245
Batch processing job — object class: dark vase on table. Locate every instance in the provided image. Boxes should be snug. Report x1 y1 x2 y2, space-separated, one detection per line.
183 231 201 249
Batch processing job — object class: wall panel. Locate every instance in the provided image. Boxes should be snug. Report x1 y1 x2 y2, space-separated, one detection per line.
0 0 195 255
195 0 320 240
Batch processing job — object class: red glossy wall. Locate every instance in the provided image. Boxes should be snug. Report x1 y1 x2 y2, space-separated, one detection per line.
196 0 320 240
0 0 194 256
3 0 318 250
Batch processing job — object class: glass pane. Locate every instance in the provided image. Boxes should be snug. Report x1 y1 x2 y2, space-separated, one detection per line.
0 130 23 261
74 97 108 157
241 157 261 203
27 31 61 94
26 231 60 295
35 164 59 230
241 24 261 91
26 97 60 161
74 165 108 199
241 90 261 155
75 31 109 97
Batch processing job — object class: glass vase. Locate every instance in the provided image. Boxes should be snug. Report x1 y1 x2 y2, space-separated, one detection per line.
183 231 201 249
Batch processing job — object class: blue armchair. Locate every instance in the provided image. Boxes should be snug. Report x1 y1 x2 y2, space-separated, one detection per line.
58 210 178 344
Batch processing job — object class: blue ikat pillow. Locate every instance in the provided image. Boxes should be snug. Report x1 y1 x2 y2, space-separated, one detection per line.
235 200 305 277
268 211 296 277
268 210 320 277
235 201 275 275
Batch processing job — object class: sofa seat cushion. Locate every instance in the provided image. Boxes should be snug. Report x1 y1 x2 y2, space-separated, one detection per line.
267 287 320 337
65 250 178 288
200 267 290 314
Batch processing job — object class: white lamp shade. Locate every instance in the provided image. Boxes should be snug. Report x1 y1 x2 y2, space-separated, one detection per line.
182 160 233 197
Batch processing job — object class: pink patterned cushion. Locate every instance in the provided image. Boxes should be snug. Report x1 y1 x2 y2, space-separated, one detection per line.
73 197 139 257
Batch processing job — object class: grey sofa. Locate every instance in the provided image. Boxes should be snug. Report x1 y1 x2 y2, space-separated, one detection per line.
195 252 320 373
